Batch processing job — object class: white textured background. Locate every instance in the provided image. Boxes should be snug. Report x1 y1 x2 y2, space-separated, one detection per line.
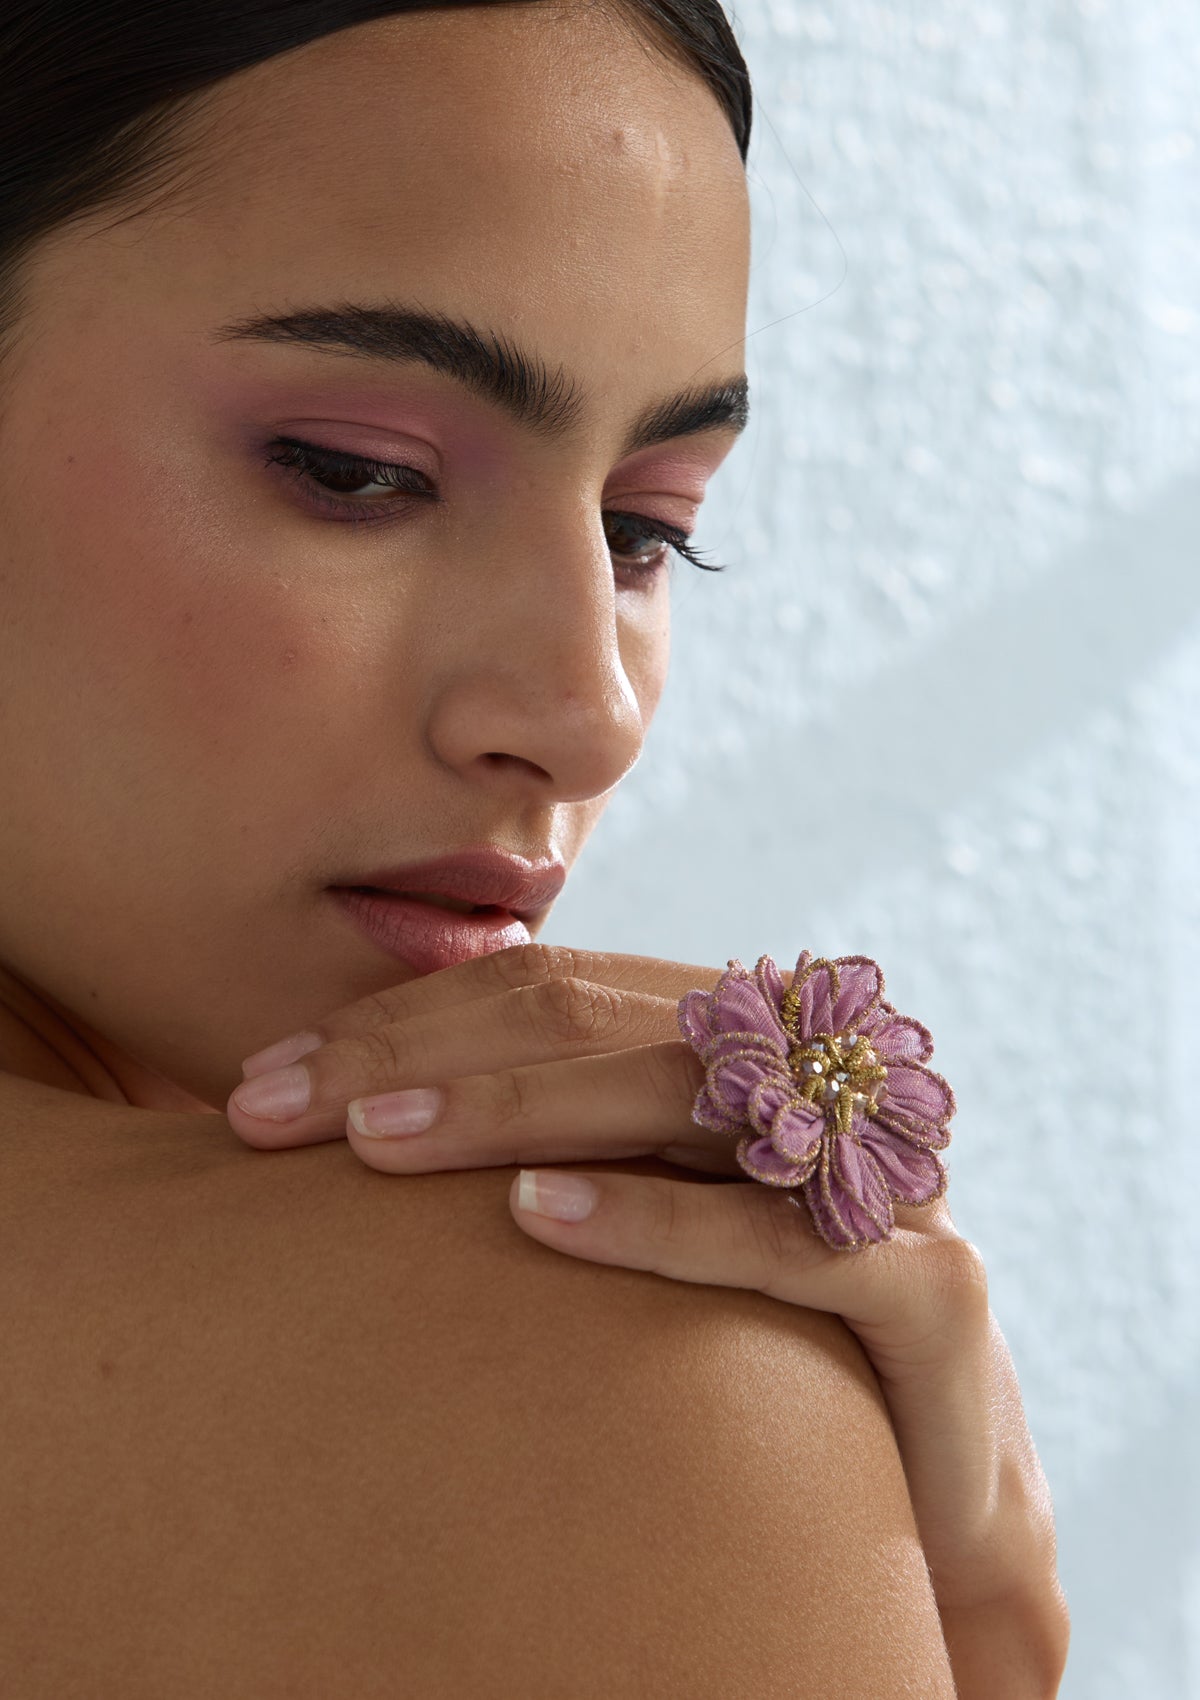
541 1 1200 1692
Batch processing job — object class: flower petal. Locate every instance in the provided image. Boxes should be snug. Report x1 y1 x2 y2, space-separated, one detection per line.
706 1028 787 1071
709 966 791 1050
878 1060 956 1131
743 1072 794 1136
677 988 716 1051
829 956 885 1034
754 952 786 1013
688 1080 746 1136
870 1106 952 1152
803 1134 895 1249
790 956 883 1041
774 1103 826 1165
736 1132 814 1187
792 957 835 1036
746 1074 825 1162
859 1123 947 1205
707 1045 788 1120
831 1131 895 1235
858 1007 935 1063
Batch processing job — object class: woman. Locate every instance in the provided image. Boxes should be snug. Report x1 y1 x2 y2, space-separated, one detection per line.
0 1 1068 1693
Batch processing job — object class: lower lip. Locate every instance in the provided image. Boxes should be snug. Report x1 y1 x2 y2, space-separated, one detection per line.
329 888 531 974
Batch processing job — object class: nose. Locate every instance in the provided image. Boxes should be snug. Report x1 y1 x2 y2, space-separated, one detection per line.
421 517 652 804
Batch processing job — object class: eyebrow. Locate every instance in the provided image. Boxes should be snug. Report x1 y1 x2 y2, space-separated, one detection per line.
210 302 749 460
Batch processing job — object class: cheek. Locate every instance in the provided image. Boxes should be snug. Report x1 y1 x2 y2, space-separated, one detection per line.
14 401 373 820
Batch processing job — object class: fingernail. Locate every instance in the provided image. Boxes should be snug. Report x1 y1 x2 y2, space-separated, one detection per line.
517 1169 597 1222
231 1064 312 1121
241 1031 323 1078
348 1088 443 1138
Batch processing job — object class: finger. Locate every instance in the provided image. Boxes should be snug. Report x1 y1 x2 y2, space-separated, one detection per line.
506 1165 999 1600
508 1166 987 1374
239 941 727 1077
339 1038 736 1173
228 976 683 1149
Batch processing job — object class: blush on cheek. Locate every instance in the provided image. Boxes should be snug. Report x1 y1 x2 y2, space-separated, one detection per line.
163 590 332 726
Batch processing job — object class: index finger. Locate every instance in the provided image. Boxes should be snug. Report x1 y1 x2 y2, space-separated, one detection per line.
242 941 730 1072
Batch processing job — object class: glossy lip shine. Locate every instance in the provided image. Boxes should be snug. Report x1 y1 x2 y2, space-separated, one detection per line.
330 887 530 974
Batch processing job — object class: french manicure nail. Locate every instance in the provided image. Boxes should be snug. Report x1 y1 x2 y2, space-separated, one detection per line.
349 1088 443 1138
516 1170 597 1222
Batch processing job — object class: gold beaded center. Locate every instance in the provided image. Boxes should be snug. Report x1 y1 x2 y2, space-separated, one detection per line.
779 960 889 1136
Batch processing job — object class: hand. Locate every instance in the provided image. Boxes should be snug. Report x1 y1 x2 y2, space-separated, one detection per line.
227 941 1070 1698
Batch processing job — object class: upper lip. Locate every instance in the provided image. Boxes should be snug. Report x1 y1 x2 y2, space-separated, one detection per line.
332 847 566 924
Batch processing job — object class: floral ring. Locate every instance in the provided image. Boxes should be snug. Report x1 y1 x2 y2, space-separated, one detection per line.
675 951 956 1252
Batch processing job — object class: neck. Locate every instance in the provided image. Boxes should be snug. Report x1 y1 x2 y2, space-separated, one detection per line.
0 962 213 1109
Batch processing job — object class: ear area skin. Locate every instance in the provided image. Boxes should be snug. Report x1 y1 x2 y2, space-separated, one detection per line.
0 1077 954 1697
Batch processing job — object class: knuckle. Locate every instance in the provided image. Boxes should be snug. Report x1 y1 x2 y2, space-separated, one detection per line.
479 943 546 994
489 940 584 991
530 942 589 982
911 1194 956 1237
355 988 404 1032
529 975 625 1046
920 1233 990 1314
355 1021 410 1082
488 1064 538 1132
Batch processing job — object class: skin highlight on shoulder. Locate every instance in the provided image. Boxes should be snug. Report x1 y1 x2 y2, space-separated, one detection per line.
0 1090 952 1697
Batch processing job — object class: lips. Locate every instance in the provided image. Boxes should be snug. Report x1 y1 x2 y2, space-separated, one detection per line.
332 847 566 925
363 889 482 915
330 887 533 974
326 846 565 974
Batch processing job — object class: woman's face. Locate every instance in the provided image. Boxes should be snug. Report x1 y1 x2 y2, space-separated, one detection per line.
0 2 750 1113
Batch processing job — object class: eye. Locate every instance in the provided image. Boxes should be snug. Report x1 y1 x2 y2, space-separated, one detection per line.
263 437 729 580
265 437 435 513
601 510 722 580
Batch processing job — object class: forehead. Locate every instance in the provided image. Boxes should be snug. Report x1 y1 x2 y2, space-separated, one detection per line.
40 4 749 403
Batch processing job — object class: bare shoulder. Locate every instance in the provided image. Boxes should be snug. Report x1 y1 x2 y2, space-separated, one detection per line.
0 1075 953 1699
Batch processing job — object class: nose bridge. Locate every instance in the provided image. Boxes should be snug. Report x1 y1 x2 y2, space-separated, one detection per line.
424 523 648 801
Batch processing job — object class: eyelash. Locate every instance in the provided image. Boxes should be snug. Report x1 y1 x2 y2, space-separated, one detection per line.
262 436 727 580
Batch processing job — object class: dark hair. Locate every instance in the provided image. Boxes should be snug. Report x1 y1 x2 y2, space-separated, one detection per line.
0 0 751 376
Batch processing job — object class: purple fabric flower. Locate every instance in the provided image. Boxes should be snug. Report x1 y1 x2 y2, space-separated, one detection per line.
676 951 956 1251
